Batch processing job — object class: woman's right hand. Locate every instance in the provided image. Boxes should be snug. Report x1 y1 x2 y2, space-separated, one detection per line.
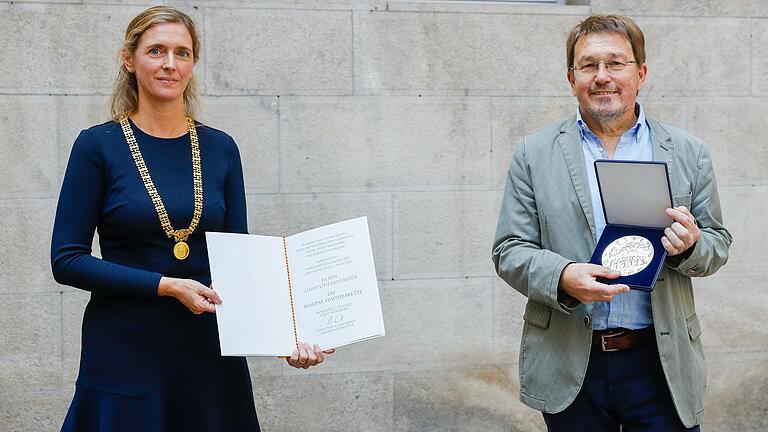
158 276 222 314
286 342 335 369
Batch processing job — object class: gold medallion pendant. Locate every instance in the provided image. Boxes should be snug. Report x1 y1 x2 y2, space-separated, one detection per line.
173 241 190 260
119 116 203 261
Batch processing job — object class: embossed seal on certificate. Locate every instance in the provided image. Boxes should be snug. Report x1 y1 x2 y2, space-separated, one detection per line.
601 235 654 276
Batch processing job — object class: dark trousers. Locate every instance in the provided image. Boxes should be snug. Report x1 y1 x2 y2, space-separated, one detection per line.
542 339 700 432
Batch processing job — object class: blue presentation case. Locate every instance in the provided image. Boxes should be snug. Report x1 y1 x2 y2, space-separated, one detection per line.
588 160 673 291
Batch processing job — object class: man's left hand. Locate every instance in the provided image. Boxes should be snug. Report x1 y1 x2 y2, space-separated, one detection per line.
662 206 700 256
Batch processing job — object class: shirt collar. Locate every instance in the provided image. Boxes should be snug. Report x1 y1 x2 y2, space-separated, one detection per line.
576 103 646 139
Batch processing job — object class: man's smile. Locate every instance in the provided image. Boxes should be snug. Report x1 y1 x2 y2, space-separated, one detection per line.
590 90 619 95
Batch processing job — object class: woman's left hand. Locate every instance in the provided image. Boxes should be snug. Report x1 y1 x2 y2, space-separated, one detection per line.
286 342 335 369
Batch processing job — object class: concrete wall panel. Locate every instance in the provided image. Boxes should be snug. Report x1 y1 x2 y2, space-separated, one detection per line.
378 279 492 371
687 98 768 186
715 185 767 274
0 392 71 432
0 4 141 94
279 97 491 192
703 351 768 431
253 372 393 432
592 0 768 17
752 19 768 96
0 293 61 392
201 96 280 193
394 191 499 279
393 366 545 432
205 9 352 95
168 0 385 9
0 200 57 293
0 96 58 198
697 272 768 353
637 18 750 97
389 1 588 15
354 12 584 96
247 357 286 379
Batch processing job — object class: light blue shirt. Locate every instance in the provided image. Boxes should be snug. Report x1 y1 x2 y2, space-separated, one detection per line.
577 104 654 330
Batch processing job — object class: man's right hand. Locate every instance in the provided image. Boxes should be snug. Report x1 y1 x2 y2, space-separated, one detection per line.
558 263 630 304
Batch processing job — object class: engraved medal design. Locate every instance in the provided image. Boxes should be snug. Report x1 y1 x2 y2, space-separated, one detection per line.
601 235 654 276
173 241 190 260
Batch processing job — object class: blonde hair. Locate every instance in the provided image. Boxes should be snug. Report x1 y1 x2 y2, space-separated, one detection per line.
110 6 201 120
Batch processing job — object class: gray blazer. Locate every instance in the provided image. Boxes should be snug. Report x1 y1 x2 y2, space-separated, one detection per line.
492 116 731 427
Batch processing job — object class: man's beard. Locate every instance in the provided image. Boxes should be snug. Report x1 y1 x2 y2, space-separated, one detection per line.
584 87 630 122
584 100 629 122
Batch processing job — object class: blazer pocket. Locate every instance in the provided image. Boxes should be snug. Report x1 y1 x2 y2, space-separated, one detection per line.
673 193 692 208
687 314 702 341
523 301 552 329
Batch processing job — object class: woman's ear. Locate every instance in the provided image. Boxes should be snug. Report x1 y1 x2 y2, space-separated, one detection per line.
121 49 134 73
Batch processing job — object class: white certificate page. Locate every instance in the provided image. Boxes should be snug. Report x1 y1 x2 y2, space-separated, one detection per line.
287 217 385 350
206 232 296 356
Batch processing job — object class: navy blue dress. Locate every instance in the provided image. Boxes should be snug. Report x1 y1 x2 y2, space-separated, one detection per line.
52 119 261 432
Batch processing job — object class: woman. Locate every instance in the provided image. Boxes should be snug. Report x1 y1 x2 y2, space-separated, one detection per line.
52 6 331 431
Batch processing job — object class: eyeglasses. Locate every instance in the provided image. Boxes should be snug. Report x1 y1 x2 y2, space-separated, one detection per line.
570 60 638 76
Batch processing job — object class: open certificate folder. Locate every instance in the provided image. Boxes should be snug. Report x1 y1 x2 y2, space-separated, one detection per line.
206 217 385 356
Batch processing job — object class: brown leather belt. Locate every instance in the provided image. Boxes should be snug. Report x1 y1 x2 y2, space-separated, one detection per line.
591 326 655 352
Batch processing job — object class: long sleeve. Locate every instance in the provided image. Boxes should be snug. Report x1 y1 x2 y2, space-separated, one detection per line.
51 130 162 298
221 137 248 235
665 141 731 277
492 139 573 314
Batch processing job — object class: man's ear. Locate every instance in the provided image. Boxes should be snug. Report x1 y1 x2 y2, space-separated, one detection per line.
567 70 577 96
121 49 134 73
636 62 648 94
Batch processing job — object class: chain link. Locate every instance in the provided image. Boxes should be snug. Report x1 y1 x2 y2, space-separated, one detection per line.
119 116 203 244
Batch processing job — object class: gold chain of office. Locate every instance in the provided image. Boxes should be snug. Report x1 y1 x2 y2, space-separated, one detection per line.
119 115 203 260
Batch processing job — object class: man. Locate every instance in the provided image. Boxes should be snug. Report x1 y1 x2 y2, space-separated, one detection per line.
492 15 731 431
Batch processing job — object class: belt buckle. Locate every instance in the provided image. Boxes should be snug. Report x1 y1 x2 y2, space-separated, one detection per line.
600 330 626 352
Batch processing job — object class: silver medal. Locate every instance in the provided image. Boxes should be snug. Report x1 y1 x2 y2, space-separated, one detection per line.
601 235 654 276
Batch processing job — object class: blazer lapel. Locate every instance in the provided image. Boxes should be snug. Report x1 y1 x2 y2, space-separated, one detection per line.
647 119 673 308
649 119 674 168
556 117 596 240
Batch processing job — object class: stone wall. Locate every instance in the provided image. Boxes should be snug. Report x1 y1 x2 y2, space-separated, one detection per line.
1 1 765 430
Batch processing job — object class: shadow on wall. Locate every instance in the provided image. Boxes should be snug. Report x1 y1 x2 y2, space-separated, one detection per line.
396 366 545 431
706 358 768 430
